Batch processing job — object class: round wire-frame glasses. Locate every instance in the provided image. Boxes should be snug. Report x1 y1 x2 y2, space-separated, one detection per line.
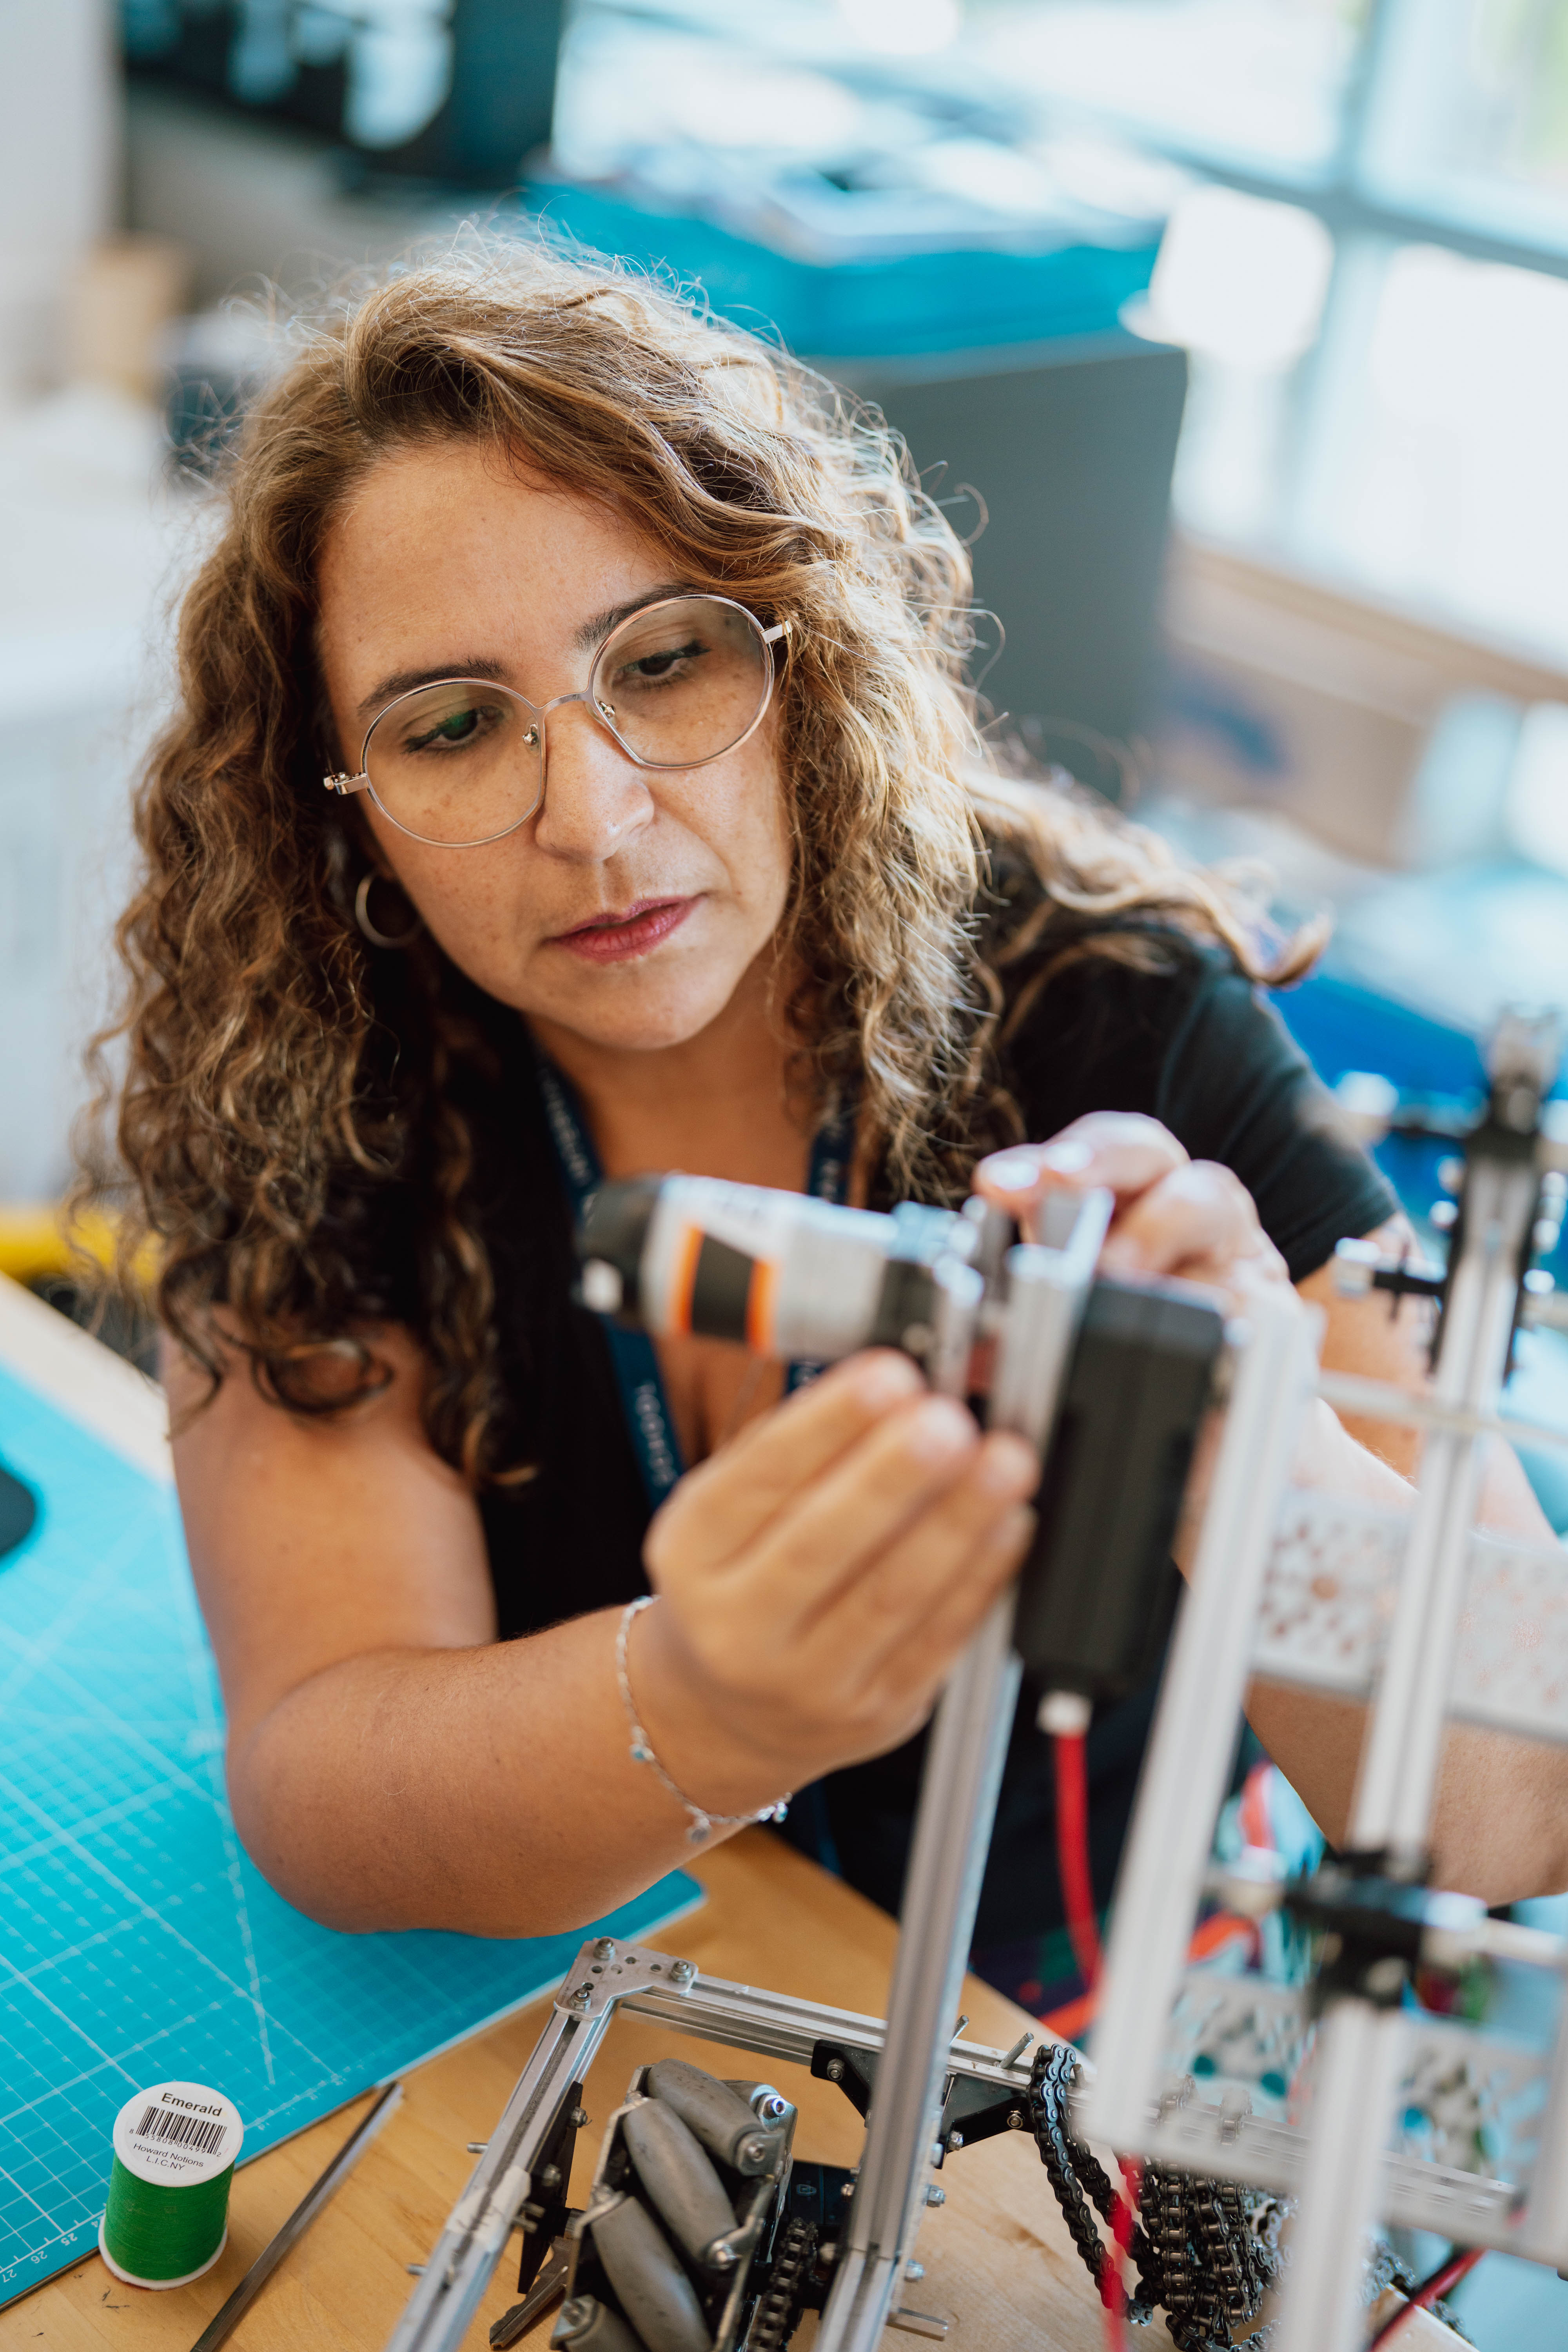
322 593 789 849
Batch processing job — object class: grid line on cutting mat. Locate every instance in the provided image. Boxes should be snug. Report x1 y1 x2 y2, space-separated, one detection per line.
0 1359 701 2305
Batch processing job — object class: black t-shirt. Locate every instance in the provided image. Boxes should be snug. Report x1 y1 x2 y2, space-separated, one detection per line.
435 933 1396 1944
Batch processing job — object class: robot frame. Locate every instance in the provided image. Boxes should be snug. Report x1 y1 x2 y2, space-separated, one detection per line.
388 1011 1568 2352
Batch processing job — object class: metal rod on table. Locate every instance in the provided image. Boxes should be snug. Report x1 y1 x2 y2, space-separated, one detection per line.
190 2080 404 2352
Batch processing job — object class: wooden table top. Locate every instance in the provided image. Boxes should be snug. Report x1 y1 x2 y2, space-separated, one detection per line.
11 1829 1461 2352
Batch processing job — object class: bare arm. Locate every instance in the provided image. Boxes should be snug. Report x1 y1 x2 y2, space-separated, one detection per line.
1251 1218 1568 1901
168 1331 1038 1938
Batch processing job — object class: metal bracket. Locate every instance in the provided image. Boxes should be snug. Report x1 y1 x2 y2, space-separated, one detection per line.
554 1939 697 2020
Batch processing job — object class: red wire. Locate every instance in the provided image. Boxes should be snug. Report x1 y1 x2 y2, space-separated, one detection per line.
1365 2247 1484 2347
1053 1729 1103 1991
1053 1729 1123 2347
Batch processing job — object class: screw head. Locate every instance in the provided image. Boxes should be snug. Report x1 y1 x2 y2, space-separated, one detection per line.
826 2058 845 2082
757 2094 788 2122
1007 2111 1025 2130
568 2107 589 2129
737 2133 771 2169
946 2131 964 2153
708 2242 739 2271
670 1958 696 1985
592 1937 616 1960
906 2262 925 2281
567 1987 591 2010
926 2185 946 2207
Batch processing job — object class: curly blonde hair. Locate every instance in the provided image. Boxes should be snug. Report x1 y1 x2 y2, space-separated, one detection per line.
87 236 1311 1483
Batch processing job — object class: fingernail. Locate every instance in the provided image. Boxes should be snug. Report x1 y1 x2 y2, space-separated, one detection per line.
1038 1139 1094 1175
904 1397 975 1460
977 1433 1039 1498
985 1152 1040 1192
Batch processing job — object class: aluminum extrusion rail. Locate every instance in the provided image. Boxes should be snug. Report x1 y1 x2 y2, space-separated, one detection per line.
383 1943 1042 2352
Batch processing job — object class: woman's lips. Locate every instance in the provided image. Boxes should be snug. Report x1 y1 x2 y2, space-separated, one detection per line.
550 897 698 963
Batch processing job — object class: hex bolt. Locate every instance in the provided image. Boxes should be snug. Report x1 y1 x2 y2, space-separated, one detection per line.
906 2262 925 2281
840 2183 855 2200
1007 2111 1026 2131
926 2186 945 2207
592 1937 616 1960
568 2107 590 2129
757 2094 789 2122
670 1959 696 1985
946 2131 964 2154
567 1987 592 2010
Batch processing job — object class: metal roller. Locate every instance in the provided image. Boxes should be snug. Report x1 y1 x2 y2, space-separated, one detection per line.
645 2061 780 2176
552 2297 644 2352
621 2100 739 2272
721 2082 792 2128
590 2193 713 2352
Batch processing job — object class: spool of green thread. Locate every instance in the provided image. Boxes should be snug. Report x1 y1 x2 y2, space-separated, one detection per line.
99 2080 243 2288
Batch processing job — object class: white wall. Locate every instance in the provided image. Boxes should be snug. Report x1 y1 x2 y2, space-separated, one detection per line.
0 0 118 401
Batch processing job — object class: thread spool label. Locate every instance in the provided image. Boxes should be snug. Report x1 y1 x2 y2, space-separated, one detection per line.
112 2082 243 2187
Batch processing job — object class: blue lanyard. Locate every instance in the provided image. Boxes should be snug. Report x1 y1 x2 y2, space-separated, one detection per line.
534 1049 857 1507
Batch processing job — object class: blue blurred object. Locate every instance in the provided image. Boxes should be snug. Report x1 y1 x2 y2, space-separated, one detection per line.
1274 969 1568 1530
127 0 566 185
523 171 1161 358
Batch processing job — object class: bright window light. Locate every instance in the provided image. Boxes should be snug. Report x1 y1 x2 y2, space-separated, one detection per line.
839 0 962 55
1145 185 1334 368
978 0 1360 176
1507 703 1568 877
1296 241 1568 659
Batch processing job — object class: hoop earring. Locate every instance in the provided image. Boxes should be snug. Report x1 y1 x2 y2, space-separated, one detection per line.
354 870 425 950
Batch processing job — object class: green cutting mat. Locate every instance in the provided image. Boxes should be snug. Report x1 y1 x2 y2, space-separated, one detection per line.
0 1359 701 2306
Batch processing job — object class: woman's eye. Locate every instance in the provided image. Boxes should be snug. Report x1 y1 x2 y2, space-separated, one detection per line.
619 636 707 687
407 705 487 751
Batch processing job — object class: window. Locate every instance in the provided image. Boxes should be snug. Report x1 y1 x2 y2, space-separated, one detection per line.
970 0 1568 661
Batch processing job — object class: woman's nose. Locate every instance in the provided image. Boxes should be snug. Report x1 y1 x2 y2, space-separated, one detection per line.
531 700 655 862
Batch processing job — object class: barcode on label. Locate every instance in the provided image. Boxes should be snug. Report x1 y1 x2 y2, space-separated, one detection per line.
133 2104 227 2158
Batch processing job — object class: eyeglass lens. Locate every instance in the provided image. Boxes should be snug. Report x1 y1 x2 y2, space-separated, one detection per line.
360 595 772 848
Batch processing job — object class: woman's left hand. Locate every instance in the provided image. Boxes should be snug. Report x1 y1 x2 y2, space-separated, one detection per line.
974 1112 1294 1316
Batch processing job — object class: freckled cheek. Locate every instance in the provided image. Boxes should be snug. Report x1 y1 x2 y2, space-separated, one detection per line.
366 816 526 953
666 741 792 923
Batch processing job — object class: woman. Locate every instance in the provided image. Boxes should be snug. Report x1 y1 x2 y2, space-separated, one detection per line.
96 243 1566 1980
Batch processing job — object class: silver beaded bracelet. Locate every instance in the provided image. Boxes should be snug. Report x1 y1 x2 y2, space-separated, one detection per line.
615 1596 791 1845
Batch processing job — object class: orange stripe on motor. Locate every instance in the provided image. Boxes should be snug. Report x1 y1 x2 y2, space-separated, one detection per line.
746 1257 777 1354
670 1221 704 1335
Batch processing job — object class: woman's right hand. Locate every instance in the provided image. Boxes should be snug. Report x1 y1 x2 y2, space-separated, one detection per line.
630 1352 1040 1818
